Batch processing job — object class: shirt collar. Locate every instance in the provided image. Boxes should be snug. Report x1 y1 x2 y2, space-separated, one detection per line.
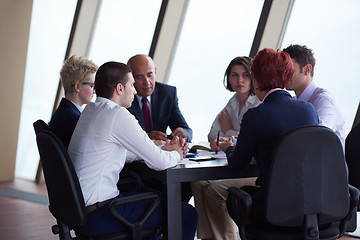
246 94 258 106
96 97 118 107
136 95 151 104
298 81 316 102
262 88 284 102
70 101 83 113
232 93 258 107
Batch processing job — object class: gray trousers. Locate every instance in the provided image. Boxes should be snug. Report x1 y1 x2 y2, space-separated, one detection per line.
191 177 257 240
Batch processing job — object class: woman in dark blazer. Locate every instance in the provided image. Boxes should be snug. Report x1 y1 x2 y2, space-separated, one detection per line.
219 48 319 222
49 55 98 148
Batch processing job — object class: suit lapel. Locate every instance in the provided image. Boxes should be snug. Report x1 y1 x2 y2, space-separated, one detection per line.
151 84 160 130
131 97 145 129
62 98 81 116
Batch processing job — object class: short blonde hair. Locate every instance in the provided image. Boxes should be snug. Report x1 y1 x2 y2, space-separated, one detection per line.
60 55 98 94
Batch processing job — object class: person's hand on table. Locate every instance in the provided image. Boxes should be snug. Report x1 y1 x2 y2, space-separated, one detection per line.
210 136 220 152
162 136 183 158
153 139 166 147
219 137 234 152
168 136 188 158
148 130 167 141
210 136 229 152
177 137 189 157
171 127 188 142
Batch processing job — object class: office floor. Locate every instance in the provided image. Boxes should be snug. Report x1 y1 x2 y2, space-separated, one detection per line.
0 178 57 240
0 178 358 240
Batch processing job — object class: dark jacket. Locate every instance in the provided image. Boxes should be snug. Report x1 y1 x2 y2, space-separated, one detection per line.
226 90 319 186
127 82 192 141
49 98 81 148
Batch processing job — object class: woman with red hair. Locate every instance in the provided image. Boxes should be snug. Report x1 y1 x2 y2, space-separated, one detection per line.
217 48 319 222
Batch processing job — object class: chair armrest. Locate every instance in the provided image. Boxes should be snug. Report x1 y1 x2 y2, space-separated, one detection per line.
109 192 160 240
339 184 360 236
350 184 360 210
117 169 144 192
227 187 253 240
117 177 142 192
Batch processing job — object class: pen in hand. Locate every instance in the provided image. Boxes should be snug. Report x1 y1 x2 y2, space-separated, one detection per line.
216 131 220 154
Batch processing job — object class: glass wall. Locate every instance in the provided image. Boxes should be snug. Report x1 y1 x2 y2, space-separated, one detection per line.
281 0 360 135
167 0 264 143
87 0 162 66
16 0 162 180
15 0 77 179
18 0 360 179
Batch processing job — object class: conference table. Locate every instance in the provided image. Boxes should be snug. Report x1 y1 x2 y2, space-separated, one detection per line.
125 151 259 240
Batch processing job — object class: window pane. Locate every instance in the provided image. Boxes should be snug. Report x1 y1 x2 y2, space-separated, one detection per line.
281 0 360 134
167 0 264 142
16 0 77 179
87 0 162 65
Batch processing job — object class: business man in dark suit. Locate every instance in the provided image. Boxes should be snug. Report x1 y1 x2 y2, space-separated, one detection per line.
127 54 193 201
127 54 192 142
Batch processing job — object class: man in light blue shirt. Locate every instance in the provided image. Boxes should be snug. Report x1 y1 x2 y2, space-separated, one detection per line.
283 44 346 149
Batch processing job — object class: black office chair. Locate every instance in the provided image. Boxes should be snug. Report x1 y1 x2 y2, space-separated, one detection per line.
345 123 360 233
227 125 359 240
33 121 160 240
34 119 142 193
34 119 51 134
346 123 360 203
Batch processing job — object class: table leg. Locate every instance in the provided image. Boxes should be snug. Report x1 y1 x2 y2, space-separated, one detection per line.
162 181 182 240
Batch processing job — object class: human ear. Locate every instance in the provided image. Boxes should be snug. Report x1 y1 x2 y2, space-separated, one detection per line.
74 81 81 93
303 64 312 76
115 83 124 95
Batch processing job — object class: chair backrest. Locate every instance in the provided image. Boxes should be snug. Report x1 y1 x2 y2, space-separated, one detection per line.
266 126 349 227
33 119 51 135
346 123 360 192
35 128 87 227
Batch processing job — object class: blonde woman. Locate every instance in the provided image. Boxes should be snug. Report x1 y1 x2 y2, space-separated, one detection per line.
49 55 98 148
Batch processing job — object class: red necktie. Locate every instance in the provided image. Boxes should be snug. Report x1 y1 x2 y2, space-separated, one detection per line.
141 97 151 133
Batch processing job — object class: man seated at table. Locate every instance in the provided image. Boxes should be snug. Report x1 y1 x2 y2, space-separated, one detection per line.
127 54 192 142
68 61 197 239
127 54 193 202
282 44 346 149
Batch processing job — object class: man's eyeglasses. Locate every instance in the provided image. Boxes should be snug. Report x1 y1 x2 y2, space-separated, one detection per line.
82 82 95 89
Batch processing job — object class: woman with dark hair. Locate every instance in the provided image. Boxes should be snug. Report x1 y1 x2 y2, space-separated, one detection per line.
208 56 260 151
191 57 260 240
218 48 319 222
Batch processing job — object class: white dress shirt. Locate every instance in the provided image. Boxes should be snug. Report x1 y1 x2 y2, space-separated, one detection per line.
68 97 181 206
298 81 346 148
208 94 261 141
